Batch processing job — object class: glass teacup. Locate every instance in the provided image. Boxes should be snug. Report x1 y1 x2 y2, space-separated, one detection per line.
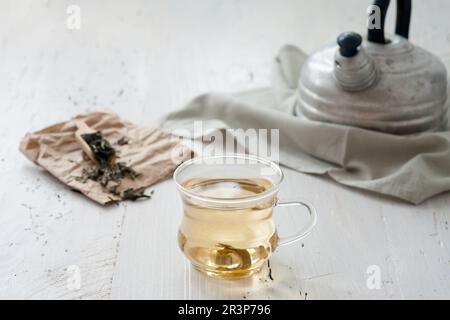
174 154 317 279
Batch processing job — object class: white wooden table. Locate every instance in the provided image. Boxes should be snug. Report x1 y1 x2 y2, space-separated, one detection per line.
1 0 449 299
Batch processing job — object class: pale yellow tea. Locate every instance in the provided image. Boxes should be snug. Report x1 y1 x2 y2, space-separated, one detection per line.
178 178 279 278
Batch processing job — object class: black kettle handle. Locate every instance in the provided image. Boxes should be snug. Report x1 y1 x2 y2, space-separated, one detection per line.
367 0 411 44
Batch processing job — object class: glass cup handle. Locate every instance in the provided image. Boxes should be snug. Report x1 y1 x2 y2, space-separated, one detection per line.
275 199 317 247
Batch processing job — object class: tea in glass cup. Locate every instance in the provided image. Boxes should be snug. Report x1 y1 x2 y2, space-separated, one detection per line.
174 154 316 279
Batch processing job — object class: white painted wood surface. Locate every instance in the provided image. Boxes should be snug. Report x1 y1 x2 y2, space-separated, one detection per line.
0 0 449 299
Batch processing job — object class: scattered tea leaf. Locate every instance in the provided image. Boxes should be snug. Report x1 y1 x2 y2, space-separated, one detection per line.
115 136 129 145
268 259 274 281
121 187 152 201
76 162 139 187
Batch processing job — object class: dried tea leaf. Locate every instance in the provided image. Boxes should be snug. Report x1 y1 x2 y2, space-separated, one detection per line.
81 132 115 165
76 162 139 187
115 137 129 145
268 259 274 281
216 243 252 269
121 187 152 201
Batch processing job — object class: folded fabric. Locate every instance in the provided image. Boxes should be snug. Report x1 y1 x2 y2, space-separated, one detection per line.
161 45 450 205
21 112 192 205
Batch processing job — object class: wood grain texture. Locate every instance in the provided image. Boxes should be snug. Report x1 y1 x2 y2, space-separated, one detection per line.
0 0 449 299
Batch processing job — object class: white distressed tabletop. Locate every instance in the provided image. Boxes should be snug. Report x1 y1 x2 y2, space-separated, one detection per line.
0 0 449 300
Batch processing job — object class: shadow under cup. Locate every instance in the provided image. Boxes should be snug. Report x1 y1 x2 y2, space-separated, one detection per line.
174 154 315 279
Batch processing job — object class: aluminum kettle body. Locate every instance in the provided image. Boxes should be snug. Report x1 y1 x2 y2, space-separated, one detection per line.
297 0 448 134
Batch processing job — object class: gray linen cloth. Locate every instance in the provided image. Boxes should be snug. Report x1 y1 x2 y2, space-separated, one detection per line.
162 45 450 204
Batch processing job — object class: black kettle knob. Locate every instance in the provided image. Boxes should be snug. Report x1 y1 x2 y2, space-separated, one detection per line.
337 32 362 57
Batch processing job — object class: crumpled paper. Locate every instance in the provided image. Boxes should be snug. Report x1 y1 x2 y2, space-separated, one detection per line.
20 112 192 205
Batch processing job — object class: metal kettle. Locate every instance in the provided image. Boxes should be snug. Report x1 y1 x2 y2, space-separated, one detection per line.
297 0 448 134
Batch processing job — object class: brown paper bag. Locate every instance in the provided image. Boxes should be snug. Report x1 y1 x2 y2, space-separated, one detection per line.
20 112 192 205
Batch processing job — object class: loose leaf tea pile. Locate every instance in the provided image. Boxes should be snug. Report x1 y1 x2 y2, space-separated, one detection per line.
76 132 151 201
76 162 139 187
